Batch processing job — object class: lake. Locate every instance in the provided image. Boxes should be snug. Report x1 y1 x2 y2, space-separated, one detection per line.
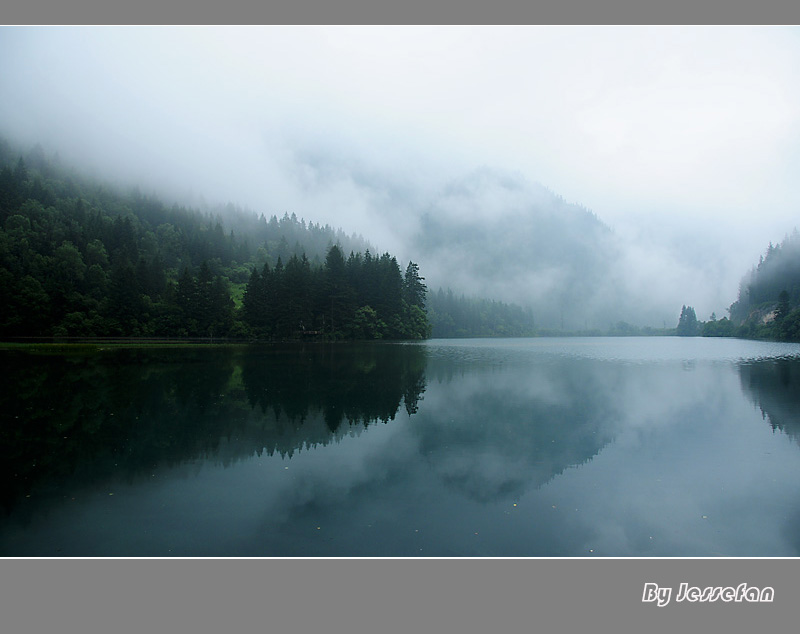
3 337 800 557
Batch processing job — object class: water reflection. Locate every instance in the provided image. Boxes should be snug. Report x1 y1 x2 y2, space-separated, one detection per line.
0 344 427 515
739 359 800 442
241 344 427 430
736 358 800 556
4 338 800 556
412 355 621 502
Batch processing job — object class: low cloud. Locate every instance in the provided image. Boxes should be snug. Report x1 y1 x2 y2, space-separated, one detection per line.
2 26 798 325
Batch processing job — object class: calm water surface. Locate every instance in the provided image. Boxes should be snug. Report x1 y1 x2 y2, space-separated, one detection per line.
3 337 800 557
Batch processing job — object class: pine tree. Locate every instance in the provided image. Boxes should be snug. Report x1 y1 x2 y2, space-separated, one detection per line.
403 261 427 308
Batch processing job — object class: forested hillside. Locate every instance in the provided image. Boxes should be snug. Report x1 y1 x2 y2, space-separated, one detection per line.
706 230 800 341
0 140 429 340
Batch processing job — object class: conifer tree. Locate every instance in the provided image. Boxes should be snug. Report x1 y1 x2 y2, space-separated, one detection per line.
676 305 699 336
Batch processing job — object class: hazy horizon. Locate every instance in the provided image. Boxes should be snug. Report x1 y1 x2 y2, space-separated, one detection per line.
3 25 799 326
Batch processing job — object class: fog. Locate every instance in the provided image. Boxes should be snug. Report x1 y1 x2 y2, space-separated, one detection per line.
2 26 800 327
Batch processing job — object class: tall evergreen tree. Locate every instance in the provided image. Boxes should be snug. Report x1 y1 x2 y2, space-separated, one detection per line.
403 261 427 308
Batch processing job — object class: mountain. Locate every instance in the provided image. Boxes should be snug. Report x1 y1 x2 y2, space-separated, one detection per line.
410 169 645 330
1 137 694 337
288 145 685 330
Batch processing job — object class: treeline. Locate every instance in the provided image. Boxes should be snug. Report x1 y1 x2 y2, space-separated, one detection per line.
427 287 537 337
675 304 788 339
242 247 430 340
0 140 429 340
673 304 734 338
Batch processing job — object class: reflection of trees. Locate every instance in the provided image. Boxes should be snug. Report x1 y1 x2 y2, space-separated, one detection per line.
240 343 426 432
0 344 426 514
739 359 800 442
411 357 620 503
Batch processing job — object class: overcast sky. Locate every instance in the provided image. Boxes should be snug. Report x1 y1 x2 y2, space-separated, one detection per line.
2 25 799 319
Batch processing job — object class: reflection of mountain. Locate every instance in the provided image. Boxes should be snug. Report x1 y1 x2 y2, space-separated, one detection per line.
410 356 620 503
739 359 800 442
0 344 426 513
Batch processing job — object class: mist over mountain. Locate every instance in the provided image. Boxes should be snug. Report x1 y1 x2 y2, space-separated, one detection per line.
274 148 685 329
412 169 622 330
0 131 714 332
3 26 800 333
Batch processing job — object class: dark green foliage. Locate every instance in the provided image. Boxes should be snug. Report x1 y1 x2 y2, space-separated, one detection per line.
777 308 800 342
108 260 144 330
676 305 699 336
701 315 735 337
0 139 428 340
239 247 430 340
242 265 269 336
403 261 427 309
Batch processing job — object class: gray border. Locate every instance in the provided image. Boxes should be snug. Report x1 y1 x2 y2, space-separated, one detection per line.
3 0 800 25
1 559 798 632
3 3 800 633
